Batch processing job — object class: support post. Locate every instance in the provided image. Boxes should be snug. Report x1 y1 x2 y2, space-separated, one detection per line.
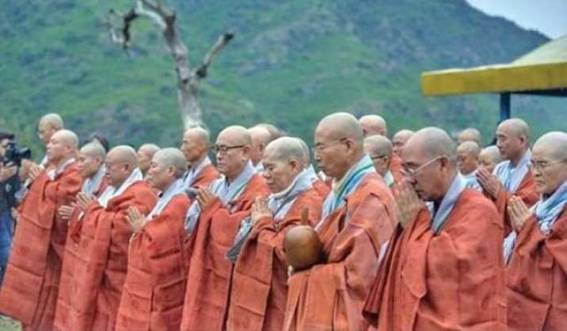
499 92 511 123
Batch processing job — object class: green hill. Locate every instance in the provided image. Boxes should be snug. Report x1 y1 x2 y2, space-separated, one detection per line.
1 0 564 155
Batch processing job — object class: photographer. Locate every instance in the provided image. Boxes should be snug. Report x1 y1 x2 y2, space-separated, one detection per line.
0 132 23 285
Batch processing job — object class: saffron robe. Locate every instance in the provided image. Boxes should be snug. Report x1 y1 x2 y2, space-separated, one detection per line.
62 181 156 331
364 190 507 331
283 172 396 331
180 174 270 331
115 194 190 331
226 187 323 331
507 206 567 331
0 162 81 331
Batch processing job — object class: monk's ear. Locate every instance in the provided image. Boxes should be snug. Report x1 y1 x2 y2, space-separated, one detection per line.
289 159 300 172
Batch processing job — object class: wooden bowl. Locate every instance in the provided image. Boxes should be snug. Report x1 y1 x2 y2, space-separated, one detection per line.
284 225 323 271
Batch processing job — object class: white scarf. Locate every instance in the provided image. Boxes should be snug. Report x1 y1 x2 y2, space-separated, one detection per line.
97 168 143 208
147 179 186 219
493 150 532 193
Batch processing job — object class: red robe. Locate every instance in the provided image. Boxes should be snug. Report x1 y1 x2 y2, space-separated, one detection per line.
116 194 191 331
62 181 157 331
312 178 331 199
53 177 109 331
490 170 539 234
226 188 323 331
180 174 270 331
364 189 506 331
283 172 396 331
507 206 567 331
0 162 82 331
191 164 220 189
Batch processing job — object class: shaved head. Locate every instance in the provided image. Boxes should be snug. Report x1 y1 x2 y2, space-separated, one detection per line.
496 118 530 163
153 147 188 178
364 135 393 176
479 146 502 174
78 142 106 178
255 123 284 141
215 126 252 181
181 126 210 164
80 142 106 159
262 137 305 192
457 141 481 157
39 113 64 131
137 143 160 175
533 131 567 163
184 127 210 145
498 118 530 139
359 114 387 137
265 137 304 163
532 131 567 195
109 145 138 167
52 130 79 149
315 112 365 179
46 129 79 165
457 141 480 175
406 127 456 162
392 129 414 156
248 126 272 165
292 137 311 168
218 126 252 146
106 145 140 187
457 128 481 145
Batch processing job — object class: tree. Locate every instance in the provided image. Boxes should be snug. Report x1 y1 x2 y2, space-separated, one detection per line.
105 0 234 129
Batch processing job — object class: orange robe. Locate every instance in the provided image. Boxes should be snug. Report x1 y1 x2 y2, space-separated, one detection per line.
116 194 190 331
63 181 157 331
490 170 539 234
226 188 323 331
53 178 109 331
283 172 396 331
180 174 270 331
0 162 82 331
192 163 220 189
364 189 506 331
507 206 567 330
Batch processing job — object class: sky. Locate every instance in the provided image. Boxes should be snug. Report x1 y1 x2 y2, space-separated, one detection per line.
467 0 567 38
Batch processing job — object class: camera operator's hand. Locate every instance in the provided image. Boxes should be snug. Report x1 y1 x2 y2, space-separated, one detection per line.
0 165 17 182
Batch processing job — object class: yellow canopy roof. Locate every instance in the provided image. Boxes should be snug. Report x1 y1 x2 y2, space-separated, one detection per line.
421 35 567 96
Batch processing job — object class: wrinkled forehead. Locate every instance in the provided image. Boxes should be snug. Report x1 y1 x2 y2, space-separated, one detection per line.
532 143 561 162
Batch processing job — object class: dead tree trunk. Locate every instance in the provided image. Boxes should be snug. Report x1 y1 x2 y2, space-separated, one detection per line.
105 0 233 129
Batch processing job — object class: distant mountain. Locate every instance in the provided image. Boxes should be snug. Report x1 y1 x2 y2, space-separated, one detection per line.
1 0 563 154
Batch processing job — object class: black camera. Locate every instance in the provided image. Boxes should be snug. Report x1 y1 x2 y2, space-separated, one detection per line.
3 142 32 167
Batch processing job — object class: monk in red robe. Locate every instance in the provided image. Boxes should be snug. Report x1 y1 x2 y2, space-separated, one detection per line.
283 113 396 331
226 137 323 331
477 118 539 233
0 130 82 331
54 142 108 330
364 127 506 331
506 132 567 331
180 126 270 331
62 145 157 331
180 126 220 193
364 134 403 191
116 148 191 330
294 137 330 198
391 129 413 183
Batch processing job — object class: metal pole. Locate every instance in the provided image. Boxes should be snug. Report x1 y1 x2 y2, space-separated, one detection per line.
499 93 511 122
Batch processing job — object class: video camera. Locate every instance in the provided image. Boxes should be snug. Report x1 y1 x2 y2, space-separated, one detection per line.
3 142 32 167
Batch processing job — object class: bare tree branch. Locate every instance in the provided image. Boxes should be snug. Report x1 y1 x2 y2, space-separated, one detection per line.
105 0 234 128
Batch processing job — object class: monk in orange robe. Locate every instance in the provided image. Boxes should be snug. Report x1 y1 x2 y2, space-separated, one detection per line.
180 126 270 331
506 132 567 331
116 148 191 330
53 142 108 330
62 146 157 331
477 118 539 233
364 127 506 331
226 137 323 331
0 130 82 331
391 130 413 183
294 137 330 199
283 113 396 331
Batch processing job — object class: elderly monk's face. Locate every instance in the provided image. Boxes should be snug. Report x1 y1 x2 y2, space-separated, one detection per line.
364 143 389 176
531 145 567 196
402 143 448 202
181 132 205 164
479 152 497 174
262 150 302 194
104 153 131 187
496 125 525 161
147 158 175 191
314 125 352 179
392 135 408 156
137 148 153 174
457 150 477 175
37 122 56 146
215 132 249 179
77 152 101 178
46 135 69 164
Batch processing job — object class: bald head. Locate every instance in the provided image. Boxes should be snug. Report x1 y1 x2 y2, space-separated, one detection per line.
46 129 79 165
496 118 530 163
153 148 188 178
498 118 530 139
364 135 393 176
532 131 567 195
181 126 210 164
479 146 502 174
457 141 481 175
319 112 364 143
457 128 481 145
406 127 456 162
359 114 387 137
248 126 272 165
137 143 160 176
80 142 106 160
106 145 139 187
533 132 567 163
218 126 252 146
392 129 414 156
255 123 284 141
38 113 64 145
216 126 252 181
78 142 106 178
292 137 311 168
265 137 305 163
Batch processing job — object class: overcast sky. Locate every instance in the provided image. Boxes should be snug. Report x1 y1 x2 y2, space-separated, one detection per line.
467 0 567 38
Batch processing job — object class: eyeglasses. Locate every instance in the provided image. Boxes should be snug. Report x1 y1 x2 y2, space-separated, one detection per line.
212 144 245 154
370 154 388 162
530 160 565 171
402 155 444 177
312 138 347 153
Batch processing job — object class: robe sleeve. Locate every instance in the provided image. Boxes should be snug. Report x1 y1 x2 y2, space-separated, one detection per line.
543 211 567 274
